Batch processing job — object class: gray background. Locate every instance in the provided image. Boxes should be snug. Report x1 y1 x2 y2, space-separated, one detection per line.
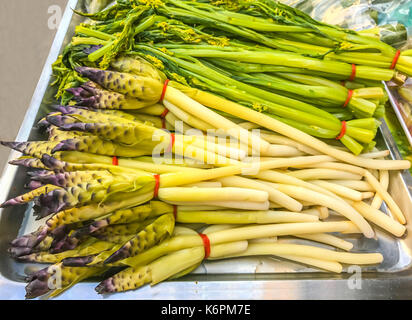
0 0 68 173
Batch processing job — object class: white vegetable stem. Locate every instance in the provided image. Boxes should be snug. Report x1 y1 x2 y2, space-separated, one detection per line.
287 169 362 180
229 243 383 265
163 100 214 132
267 184 375 238
349 200 406 237
159 155 333 187
175 210 319 224
164 88 270 153
167 200 270 211
293 233 353 251
217 176 302 212
158 187 268 203
371 169 389 209
276 254 343 273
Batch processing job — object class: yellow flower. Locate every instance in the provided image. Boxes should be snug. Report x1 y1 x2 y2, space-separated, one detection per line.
145 55 165 70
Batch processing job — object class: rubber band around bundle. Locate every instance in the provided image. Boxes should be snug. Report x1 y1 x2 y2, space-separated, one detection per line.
348 64 356 81
390 50 401 70
112 156 119 166
160 109 169 129
343 90 353 108
172 205 178 220
336 121 347 140
160 79 170 102
166 133 175 153
198 233 211 259
153 174 160 198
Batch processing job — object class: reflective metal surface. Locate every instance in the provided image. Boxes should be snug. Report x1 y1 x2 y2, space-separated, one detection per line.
0 0 412 300
384 81 412 146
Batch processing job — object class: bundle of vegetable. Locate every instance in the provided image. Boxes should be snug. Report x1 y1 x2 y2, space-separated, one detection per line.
1 0 412 300
3 59 410 297
60 0 412 153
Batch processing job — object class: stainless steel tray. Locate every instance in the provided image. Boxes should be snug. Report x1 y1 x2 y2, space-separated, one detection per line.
1 0 412 299
384 81 412 146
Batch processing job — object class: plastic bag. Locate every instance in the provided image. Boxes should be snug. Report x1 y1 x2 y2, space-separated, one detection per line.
281 0 411 48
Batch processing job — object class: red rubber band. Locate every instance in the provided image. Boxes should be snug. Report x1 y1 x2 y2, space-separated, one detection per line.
343 90 353 108
166 133 175 153
336 121 347 140
160 109 170 118
153 174 160 198
160 109 169 129
159 79 170 102
112 156 119 166
390 50 401 70
161 118 167 129
172 205 178 220
347 64 356 81
198 233 211 259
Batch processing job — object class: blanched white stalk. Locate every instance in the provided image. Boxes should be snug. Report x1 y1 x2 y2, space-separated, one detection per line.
238 122 261 130
164 88 270 152
317 206 330 220
182 181 222 188
349 200 406 237
359 150 390 159
290 162 405 224
287 169 362 180
217 176 302 212
293 233 353 251
164 100 214 132
261 144 304 157
253 169 340 199
158 187 269 203
159 155 334 187
227 243 382 265
309 180 363 201
266 184 374 238
328 180 373 192
295 162 366 175
202 224 240 234
249 237 278 244
276 254 343 273
177 205 227 211
362 192 375 199
364 171 406 224
175 210 319 224
208 240 249 259
166 200 270 211
260 131 321 155
165 111 192 133
178 134 247 160
172 138 238 166
371 169 389 209
208 221 360 244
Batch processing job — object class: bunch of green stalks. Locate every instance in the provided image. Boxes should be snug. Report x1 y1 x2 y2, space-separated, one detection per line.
59 0 412 153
